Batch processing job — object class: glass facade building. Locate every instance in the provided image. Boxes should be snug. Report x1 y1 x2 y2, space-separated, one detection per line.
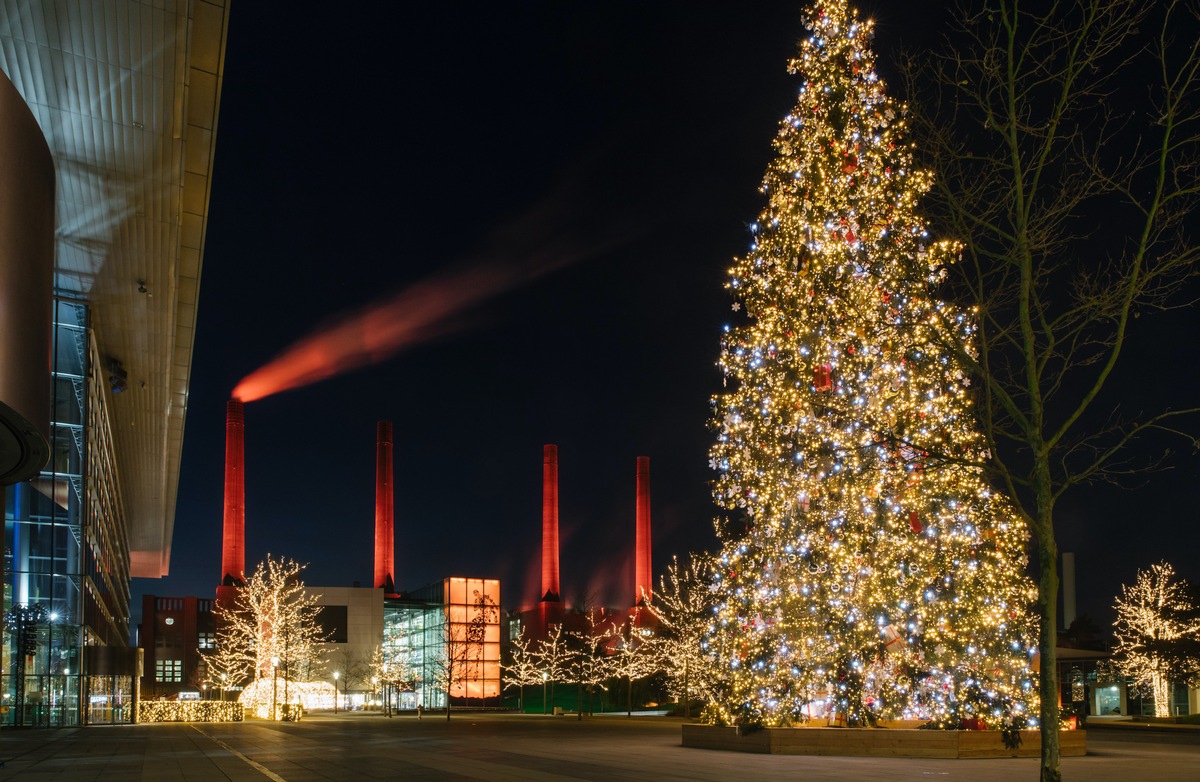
3 300 133 727
383 577 501 710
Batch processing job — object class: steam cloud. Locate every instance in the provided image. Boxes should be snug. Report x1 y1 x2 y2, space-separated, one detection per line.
232 168 634 404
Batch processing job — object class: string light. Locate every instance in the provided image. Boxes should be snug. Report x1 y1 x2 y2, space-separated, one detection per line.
140 701 243 723
705 0 1037 730
1111 562 1200 719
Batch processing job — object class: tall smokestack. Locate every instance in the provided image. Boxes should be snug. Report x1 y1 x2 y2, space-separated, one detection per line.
635 456 652 606
541 444 560 602
374 421 396 594
1062 552 1077 631
220 399 246 588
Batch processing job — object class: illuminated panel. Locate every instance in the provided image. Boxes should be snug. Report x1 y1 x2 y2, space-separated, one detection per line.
445 577 501 699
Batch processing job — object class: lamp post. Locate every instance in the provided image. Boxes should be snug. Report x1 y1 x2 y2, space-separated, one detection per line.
542 672 549 715
271 656 280 720
59 667 68 723
283 630 290 718
383 663 391 718
333 672 339 714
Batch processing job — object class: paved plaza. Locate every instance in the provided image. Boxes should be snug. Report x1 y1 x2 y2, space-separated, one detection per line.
1 713 1198 781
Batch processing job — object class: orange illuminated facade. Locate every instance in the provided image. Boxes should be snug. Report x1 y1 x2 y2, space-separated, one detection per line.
389 577 501 708
443 577 501 700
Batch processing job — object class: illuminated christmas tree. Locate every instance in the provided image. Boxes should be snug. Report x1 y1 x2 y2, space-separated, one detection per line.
705 0 1038 729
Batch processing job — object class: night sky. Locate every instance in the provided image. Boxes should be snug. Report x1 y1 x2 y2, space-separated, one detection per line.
131 2 1200 634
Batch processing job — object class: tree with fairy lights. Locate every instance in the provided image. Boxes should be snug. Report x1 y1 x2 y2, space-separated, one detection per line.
1112 562 1200 718
705 0 1038 730
503 629 544 712
649 553 723 718
202 555 327 715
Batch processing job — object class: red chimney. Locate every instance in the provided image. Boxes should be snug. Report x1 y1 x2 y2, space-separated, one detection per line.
541 444 561 602
220 399 246 588
635 456 652 606
374 420 396 594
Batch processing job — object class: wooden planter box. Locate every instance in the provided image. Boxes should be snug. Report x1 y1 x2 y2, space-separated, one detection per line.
681 724 1087 758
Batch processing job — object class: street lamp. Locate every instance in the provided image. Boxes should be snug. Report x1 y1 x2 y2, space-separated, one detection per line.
333 672 340 714
383 663 391 718
542 672 549 715
271 656 280 720
283 630 290 718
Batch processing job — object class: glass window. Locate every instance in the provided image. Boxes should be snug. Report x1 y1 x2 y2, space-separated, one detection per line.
155 659 182 683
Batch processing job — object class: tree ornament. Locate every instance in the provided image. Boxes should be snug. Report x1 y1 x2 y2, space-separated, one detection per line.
814 363 833 391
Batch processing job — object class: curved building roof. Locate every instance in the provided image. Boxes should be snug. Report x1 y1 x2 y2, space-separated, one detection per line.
0 0 230 577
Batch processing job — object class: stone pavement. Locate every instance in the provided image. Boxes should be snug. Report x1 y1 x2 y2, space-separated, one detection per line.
1 712 1198 781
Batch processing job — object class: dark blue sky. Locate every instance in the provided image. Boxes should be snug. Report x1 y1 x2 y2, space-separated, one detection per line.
132 1 1200 634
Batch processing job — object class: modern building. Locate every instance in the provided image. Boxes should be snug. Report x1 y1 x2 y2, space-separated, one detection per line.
390 577 502 710
309 585 384 705
1 0 229 726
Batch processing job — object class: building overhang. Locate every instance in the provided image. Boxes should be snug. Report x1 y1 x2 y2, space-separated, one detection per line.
0 0 230 577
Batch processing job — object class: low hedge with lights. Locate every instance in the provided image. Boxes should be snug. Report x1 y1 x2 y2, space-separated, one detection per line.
140 700 244 722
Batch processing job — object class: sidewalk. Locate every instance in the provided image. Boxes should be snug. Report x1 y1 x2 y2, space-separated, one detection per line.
2 714 1199 782
1082 716 1200 745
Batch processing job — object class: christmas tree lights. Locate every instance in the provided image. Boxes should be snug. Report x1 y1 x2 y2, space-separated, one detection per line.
705 0 1037 729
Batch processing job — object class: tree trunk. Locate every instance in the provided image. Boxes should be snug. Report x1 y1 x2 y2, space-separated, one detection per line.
577 681 583 721
627 676 633 717
1034 499 1061 782
683 656 691 719
1152 673 1169 718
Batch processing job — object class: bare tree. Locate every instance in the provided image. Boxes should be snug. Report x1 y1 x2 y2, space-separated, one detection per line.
905 2 1200 777
428 621 468 721
429 590 498 720
329 649 373 698
464 591 499 708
